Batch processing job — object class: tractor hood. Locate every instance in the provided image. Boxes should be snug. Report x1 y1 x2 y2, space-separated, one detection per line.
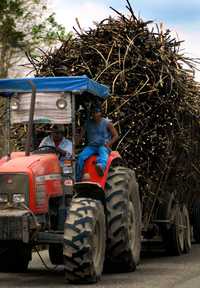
0 152 61 174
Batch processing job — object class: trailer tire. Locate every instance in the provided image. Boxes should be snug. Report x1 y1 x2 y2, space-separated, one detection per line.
192 199 200 243
105 166 141 272
182 205 191 253
166 205 184 256
63 198 105 283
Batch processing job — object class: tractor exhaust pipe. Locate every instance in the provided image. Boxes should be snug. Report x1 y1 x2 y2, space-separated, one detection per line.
25 80 36 156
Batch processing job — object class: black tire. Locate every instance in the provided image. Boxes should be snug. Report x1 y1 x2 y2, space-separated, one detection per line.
166 205 184 256
182 205 191 254
192 199 200 243
0 241 31 272
63 198 106 284
49 244 63 265
105 166 141 272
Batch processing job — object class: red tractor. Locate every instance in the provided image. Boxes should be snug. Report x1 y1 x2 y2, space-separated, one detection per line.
0 76 141 283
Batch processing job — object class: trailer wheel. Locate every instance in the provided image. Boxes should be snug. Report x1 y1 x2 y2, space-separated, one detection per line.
166 205 184 256
63 198 105 283
105 166 141 272
182 205 191 253
0 242 31 272
192 199 200 243
49 244 63 265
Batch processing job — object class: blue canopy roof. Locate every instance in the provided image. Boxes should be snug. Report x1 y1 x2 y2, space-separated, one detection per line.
0 75 109 99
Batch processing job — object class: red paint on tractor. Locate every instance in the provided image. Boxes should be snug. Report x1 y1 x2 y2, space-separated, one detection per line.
0 152 63 214
83 151 121 189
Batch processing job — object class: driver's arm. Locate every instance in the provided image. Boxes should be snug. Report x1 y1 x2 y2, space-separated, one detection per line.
39 136 49 147
56 147 67 156
105 122 119 148
58 139 72 158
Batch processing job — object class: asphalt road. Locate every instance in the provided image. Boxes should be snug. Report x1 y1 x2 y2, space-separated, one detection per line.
1 245 200 288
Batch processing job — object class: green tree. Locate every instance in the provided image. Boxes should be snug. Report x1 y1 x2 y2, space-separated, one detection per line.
0 0 67 78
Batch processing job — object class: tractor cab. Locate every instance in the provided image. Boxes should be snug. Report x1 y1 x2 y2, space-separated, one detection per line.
0 76 141 284
0 76 120 187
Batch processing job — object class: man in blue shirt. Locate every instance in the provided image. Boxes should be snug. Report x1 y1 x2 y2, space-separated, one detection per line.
76 106 119 181
39 125 72 167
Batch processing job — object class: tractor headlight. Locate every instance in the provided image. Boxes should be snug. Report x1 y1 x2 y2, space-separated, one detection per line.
0 173 28 205
63 165 72 174
11 99 20 111
56 98 67 110
13 194 25 203
63 160 73 175
0 194 7 203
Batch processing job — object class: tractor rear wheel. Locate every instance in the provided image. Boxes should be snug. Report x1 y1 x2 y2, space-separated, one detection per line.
63 198 106 283
105 166 141 272
0 241 31 272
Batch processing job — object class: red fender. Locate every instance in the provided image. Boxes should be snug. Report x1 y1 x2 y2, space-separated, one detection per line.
82 151 121 189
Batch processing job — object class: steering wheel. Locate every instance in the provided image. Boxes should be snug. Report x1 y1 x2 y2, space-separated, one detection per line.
32 145 59 155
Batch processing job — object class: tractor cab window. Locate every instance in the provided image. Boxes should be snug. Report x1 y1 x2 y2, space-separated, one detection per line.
33 124 73 168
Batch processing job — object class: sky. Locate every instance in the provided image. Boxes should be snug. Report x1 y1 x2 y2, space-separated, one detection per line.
51 0 200 79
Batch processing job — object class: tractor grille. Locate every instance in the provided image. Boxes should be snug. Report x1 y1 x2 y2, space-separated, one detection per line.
0 212 29 242
0 173 29 204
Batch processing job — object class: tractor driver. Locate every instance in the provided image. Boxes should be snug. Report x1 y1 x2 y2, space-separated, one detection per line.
76 105 119 181
39 125 72 167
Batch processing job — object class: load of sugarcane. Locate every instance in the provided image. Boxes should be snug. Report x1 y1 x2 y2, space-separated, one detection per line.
11 1 200 222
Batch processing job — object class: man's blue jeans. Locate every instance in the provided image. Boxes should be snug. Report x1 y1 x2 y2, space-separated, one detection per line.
76 145 110 181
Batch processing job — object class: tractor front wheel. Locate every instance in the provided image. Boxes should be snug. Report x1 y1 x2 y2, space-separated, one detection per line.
49 244 63 265
63 198 106 283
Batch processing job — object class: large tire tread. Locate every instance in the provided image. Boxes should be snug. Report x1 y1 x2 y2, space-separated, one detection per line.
64 198 105 284
105 166 141 272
